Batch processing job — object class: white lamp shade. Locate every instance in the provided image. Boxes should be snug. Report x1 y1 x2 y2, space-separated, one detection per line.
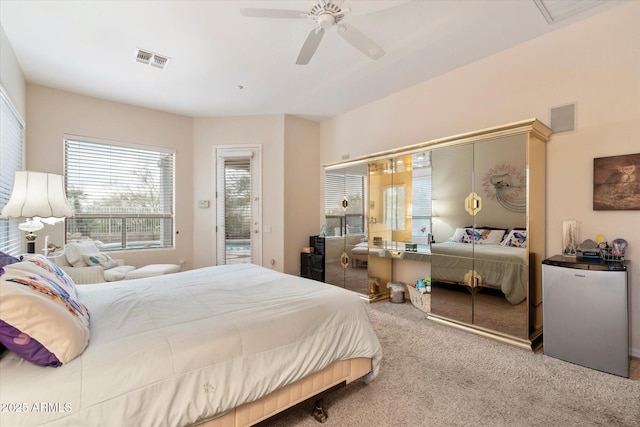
1 171 74 219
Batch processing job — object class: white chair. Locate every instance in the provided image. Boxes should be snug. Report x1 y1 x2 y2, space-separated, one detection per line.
53 241 136 284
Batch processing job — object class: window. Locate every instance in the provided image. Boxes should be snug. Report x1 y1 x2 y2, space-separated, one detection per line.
325 172 366 237
0 88 24 256
64 136 175 251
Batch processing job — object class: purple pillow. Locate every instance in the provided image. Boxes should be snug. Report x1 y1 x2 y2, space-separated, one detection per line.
0 251 21 276
0 320 61 367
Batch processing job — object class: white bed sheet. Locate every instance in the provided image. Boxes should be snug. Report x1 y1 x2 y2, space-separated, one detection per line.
0 264 382 426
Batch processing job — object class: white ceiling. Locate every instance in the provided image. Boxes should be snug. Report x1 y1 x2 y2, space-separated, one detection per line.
0 0 625 122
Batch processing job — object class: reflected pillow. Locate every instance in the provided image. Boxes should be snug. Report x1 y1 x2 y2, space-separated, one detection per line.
83 252 118 270
456 228 506 245
501 229 527 247
449 228 468 242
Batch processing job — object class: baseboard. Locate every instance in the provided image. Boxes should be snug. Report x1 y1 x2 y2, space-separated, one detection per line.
631 347 640 359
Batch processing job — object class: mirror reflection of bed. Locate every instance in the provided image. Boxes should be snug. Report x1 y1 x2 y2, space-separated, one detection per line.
429 134 531 340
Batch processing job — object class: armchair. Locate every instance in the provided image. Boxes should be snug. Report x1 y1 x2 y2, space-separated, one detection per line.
52 241 136 284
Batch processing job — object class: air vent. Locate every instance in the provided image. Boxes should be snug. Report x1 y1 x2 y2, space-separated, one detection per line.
135 48 170 69
136 49 152 64
151 54 169 69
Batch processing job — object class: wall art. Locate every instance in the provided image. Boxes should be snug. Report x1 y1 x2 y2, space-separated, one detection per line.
593 153 640 210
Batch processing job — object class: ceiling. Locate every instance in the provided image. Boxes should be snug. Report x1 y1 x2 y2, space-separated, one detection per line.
0 0 625 122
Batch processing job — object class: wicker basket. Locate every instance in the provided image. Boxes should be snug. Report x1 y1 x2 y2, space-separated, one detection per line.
406 284 430 314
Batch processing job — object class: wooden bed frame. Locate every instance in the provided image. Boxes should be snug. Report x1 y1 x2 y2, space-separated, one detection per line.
195 357 372 427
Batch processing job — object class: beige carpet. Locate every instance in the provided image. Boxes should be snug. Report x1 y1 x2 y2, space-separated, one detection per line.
264 301 640 427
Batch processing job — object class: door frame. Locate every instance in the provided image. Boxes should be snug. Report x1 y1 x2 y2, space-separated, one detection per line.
213 145 262 266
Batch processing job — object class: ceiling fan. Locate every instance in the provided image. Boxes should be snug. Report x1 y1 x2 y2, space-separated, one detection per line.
240 0 385 65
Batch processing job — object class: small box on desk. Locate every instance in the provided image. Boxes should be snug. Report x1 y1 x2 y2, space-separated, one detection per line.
302 246 314 253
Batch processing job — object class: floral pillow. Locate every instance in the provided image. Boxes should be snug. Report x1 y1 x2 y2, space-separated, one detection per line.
454 228 506 245
0 255 90 367
501 229 527 247
83 252 118 270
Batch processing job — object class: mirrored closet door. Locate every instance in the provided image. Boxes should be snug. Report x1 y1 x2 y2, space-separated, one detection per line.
323 164 369 294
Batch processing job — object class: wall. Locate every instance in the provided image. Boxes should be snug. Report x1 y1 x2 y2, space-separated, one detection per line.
25 85 194 269
318 3 640 355
283 115 320 274
0 25 26 119
191 115 319 274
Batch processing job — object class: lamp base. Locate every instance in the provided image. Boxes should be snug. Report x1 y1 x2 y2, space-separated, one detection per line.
25 232 37 254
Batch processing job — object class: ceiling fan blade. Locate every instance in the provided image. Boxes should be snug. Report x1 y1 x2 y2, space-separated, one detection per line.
336 23 385 60
240 8 308 19
296 27 325 65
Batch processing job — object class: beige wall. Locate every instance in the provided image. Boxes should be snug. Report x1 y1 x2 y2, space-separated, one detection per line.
319 3 640 355
191 115 319 274
284 115 321 274
192 115 284 270
0 25 26 119
25 85 194 269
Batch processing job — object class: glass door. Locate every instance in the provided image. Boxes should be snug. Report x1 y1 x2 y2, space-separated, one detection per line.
215 146 261 265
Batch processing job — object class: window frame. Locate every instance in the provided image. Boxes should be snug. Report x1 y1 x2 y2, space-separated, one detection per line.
63 135 176 251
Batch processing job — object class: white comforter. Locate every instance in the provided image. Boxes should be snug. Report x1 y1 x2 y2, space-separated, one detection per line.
0 264 382 426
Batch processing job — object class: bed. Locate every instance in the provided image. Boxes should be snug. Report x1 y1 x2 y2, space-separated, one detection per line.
430 228 528 305
0 257 382 426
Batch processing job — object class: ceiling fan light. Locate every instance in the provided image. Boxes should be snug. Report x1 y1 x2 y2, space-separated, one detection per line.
317 13 335 29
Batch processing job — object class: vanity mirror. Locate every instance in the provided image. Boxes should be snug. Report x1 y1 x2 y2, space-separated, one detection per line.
323 119 551 349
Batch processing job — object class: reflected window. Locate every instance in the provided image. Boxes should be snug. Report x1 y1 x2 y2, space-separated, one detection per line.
384 185 405 230
325 173 366 237
412 152 433 239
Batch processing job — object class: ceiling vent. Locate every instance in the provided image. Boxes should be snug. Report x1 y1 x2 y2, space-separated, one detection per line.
533 0 605 24
151 54 169 69
135 49 152 65
135 48 170 69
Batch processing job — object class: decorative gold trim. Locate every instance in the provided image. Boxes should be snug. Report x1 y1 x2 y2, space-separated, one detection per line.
427 315 538 351
324 118 551 169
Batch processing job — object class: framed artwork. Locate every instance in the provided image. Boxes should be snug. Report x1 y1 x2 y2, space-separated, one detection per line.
593 153 640 210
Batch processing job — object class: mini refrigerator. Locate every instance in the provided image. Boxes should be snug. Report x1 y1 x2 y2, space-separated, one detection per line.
542 255 629 377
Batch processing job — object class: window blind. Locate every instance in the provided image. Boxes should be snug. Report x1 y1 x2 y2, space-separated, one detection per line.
64 136 175 250
224 159 252 241
0 89 25 256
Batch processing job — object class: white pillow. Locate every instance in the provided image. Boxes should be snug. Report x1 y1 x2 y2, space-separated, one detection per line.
449 228 467 242
65 241 101 267
83 252 118 270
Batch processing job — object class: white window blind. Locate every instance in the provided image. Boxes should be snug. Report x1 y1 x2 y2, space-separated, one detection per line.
64 136 175 250
0 89 25 256
223 159 252 241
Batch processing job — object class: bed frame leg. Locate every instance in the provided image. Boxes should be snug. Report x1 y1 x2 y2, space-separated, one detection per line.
312 399 328 423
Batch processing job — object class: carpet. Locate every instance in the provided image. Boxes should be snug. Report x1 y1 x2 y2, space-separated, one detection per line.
265 301 640 427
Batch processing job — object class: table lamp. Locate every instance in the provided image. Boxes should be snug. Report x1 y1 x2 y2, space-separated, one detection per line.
1 171 74 254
